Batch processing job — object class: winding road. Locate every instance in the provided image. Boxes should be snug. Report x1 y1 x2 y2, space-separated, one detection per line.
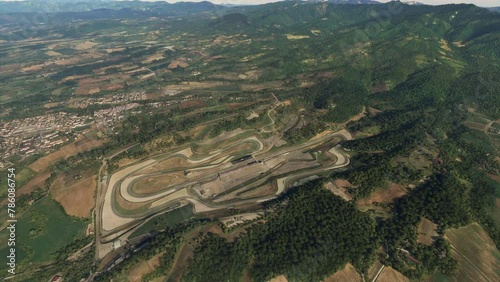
95 130 352 260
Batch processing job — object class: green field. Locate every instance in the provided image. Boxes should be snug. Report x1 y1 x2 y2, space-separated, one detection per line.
130 204 194 238
461 129 497 154
0 197 86 266
466 112 492 124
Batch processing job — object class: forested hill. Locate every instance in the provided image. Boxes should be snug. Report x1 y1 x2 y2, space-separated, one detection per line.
176 2 500 281
197 2 499 117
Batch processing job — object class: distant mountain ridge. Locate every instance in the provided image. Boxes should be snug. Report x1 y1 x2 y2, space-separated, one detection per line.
0 0 219 13
0 0 384 14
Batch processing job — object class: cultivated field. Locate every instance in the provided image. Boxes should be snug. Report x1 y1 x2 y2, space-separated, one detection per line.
323 264 361 282
29 138 103 172
377 267 410 282
51 174 97 218
444 223 500 282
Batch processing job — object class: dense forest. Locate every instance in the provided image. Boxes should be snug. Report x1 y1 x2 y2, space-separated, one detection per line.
184 181 378 282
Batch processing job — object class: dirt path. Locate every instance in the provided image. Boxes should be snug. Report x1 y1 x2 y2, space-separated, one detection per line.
371 265 384 282
483 121 499 153
261 93 280 133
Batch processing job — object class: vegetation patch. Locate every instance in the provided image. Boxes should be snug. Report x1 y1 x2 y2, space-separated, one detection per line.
0 197 86 265
184 181 378 282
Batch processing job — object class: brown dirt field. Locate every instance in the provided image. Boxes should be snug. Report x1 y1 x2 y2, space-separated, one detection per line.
135 157 190 175
269 275 288 282
142 52 165 64
241 81 283 91
368 107 382 116
76 86 91 95
150 277 166 282
370 82 389 93
51 175 96 218
106 48 125 53
487 173 500 182
440 39 452 52
323 264 361 282
117 158 137 168
286 34 310 40
46 50 62 56
22 63 46 72
74 41 98 50
359 183 407 205
377 267 410 282
168 60 189 69
226 102 254 111
29 144 79 172
131 172 186 195
60 75 88 83
75 138 103 151
316 71 336 78
334 179 353 190
417 218 437 246
165 81 224 91
101 83 124 91
140 73 155 80
29 138 104 172
179 99 205 109
44 102 60 108
17 172 51 196
209 72 243 80
247 112 260 120
54 57 81 66
128 252 164 282
324 181 353 201
464 121 488 131
88 87 101 95
238 183 275 198
444 223 500 282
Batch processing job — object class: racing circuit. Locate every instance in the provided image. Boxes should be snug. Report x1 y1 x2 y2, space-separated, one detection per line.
96 129 352 259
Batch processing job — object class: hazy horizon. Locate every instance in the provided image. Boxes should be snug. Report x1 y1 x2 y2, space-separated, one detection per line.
0 0 498 8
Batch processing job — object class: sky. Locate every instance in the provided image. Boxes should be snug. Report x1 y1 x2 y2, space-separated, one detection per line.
161 0 499 7
0 0 497 7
